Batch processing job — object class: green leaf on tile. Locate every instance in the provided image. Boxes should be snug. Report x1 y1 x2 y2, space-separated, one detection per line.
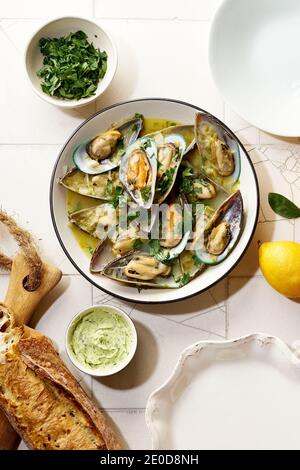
268 192 300 219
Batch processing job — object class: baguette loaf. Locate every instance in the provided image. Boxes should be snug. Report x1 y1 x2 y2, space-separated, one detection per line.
0 305 122 450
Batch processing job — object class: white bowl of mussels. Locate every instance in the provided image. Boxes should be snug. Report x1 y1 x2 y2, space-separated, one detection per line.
50 98 259 303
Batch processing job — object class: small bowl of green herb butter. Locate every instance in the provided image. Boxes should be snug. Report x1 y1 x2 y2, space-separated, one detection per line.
25 17 117 108
66 305 137 376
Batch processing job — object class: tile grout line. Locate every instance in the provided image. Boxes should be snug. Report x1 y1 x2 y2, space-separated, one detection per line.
180 305 226 327
155 313 226 339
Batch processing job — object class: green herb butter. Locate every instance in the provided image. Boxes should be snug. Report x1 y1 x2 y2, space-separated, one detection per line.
69 308 132 370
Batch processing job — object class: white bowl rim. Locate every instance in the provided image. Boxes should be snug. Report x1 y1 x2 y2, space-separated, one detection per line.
50 97 260 304
65 303 138 377
24 15 118 108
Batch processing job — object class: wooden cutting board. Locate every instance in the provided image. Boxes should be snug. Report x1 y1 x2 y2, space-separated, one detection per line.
0 253 62 450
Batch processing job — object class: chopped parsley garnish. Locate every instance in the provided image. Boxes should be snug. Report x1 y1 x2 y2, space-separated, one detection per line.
141 139 152 150
105 178 113 196
180 176 194 194
112 186 124 208
117 138 124 150
128 211 140 223
148 240 172 264
37 31 107 100
176 272 191 287
133 238 143 250
157 160 162 170
182 167 194 178
134 113 143 119
148 239 161 257
156 167 175 194
141 187 151 202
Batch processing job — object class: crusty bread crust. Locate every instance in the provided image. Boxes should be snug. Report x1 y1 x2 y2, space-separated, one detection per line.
0 326 122 450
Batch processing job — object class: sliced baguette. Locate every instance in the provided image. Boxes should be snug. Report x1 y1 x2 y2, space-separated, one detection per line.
0 307 122 450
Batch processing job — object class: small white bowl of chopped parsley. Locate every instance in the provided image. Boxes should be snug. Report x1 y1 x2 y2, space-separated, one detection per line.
25 17 117 108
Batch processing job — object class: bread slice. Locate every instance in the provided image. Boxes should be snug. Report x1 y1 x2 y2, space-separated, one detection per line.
0 307 122 450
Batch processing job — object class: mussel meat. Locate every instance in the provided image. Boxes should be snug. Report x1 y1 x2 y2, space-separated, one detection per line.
206 221 231 256
102 250 181 288
119 137 157 209
160 202 183 248
124 254 172 281
87 129 122 161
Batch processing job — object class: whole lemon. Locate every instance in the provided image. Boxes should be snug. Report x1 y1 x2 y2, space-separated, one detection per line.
259 241 300 298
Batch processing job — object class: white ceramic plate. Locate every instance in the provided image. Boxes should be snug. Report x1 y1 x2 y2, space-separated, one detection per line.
210 0 300 136
25 17 117 108
50 98 259 303
146 334 300 450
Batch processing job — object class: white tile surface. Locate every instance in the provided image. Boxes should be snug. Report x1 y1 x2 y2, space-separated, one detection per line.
0 0 93 18
94 0 223 20
106 409 151 450
0 145 76 273
228 277 300 344
0 0 299 451
0 23 95 144
91 307 221 410
94 19 223 119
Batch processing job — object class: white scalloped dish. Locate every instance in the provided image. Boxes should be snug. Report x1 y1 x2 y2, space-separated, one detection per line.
146 334 300 450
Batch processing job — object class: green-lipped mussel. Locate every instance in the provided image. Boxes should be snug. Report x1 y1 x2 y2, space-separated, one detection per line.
119 137 157 210
147 125 195 204
61 113 244 289
72 115 143 175
195 112 241 192
102 251 183 288
195 191 243 265
60 168 121 200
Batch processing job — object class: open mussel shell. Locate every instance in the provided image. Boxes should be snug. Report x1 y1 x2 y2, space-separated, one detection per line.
119 137 157 210
195 190 243 265
90 235 115 274
195 112 241 192
146 125 195 204
102 250 181 288
179 204 213 278
60 167 121 200
73 114 143 175
69 203 117 239
179 250 204 279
